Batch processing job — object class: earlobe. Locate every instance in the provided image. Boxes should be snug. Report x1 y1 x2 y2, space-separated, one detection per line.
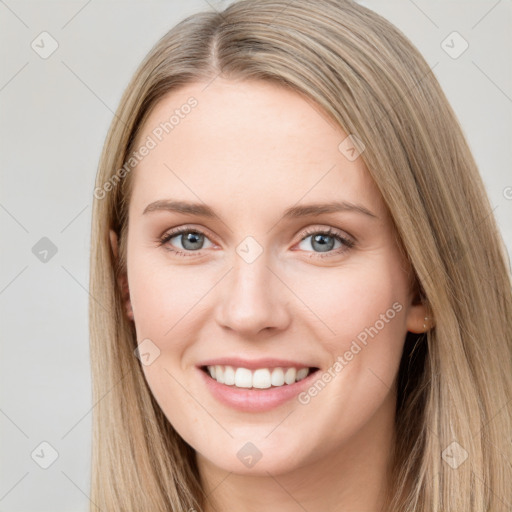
109 229 119 259
119 274 134 321
406 302 433 333
109 229 134 322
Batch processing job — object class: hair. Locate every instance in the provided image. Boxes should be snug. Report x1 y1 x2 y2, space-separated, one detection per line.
89 0 512 510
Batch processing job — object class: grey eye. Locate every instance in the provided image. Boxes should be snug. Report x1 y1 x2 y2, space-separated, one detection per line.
298 233 342 253
168 231 213 251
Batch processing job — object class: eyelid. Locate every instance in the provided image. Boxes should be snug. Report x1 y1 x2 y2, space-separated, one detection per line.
297 225 355 244
159 224 218 244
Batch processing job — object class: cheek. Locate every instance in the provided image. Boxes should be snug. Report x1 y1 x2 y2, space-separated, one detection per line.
287 257 410 421
127 251 203 344
126 255 210 436
282 261 409 448
288 258 409 351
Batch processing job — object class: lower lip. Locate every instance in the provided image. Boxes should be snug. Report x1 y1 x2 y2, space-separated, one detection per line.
198 367 319 412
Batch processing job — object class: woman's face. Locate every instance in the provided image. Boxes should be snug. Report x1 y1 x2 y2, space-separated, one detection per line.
116 78 427 476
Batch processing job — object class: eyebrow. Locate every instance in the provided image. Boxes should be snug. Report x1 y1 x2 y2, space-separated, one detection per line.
143 199 377 219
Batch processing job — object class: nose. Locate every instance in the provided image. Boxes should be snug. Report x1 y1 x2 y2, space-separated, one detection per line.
215 252 292 338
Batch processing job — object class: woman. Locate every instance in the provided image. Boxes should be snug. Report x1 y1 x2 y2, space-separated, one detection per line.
89 0 512 510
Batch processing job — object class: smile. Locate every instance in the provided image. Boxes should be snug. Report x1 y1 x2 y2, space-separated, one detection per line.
203 365 315 389
199 364 320 412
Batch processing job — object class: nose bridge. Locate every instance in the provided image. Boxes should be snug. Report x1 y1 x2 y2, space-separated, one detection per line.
216 240 290 335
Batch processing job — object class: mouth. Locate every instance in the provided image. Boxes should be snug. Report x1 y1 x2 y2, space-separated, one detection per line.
198 363 321 412
200 365 320 390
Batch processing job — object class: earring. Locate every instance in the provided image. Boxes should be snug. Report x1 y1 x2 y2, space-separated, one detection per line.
423 316 428 330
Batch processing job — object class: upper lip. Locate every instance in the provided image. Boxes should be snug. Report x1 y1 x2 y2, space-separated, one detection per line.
197 357 318 371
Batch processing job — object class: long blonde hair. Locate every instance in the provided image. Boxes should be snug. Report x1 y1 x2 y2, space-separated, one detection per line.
89 0 512 510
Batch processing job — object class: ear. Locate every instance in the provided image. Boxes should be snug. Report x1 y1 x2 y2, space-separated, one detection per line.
109 229 134 321
405 290 432 334
405 304 430 333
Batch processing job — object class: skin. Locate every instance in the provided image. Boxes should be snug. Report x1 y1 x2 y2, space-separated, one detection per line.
110 78 428 512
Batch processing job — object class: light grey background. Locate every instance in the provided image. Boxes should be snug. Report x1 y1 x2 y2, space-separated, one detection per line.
1 1 510 510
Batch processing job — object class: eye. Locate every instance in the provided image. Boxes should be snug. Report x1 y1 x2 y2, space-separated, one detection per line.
296 227 354 258
158 225 355 259
159 227 214 256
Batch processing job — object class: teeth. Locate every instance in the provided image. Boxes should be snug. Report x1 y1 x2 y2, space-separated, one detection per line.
252 369 271 389
223 365 235 385
215 365 224 384
284 368 296 384
205 365 313 389
235 367 252 388
296 368 309 381
271 368 285 386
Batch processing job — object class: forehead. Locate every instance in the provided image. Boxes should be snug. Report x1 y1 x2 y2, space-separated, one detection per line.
129 79 386 220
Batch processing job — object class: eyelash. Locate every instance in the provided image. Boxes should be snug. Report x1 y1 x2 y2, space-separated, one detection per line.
158 225 355 259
